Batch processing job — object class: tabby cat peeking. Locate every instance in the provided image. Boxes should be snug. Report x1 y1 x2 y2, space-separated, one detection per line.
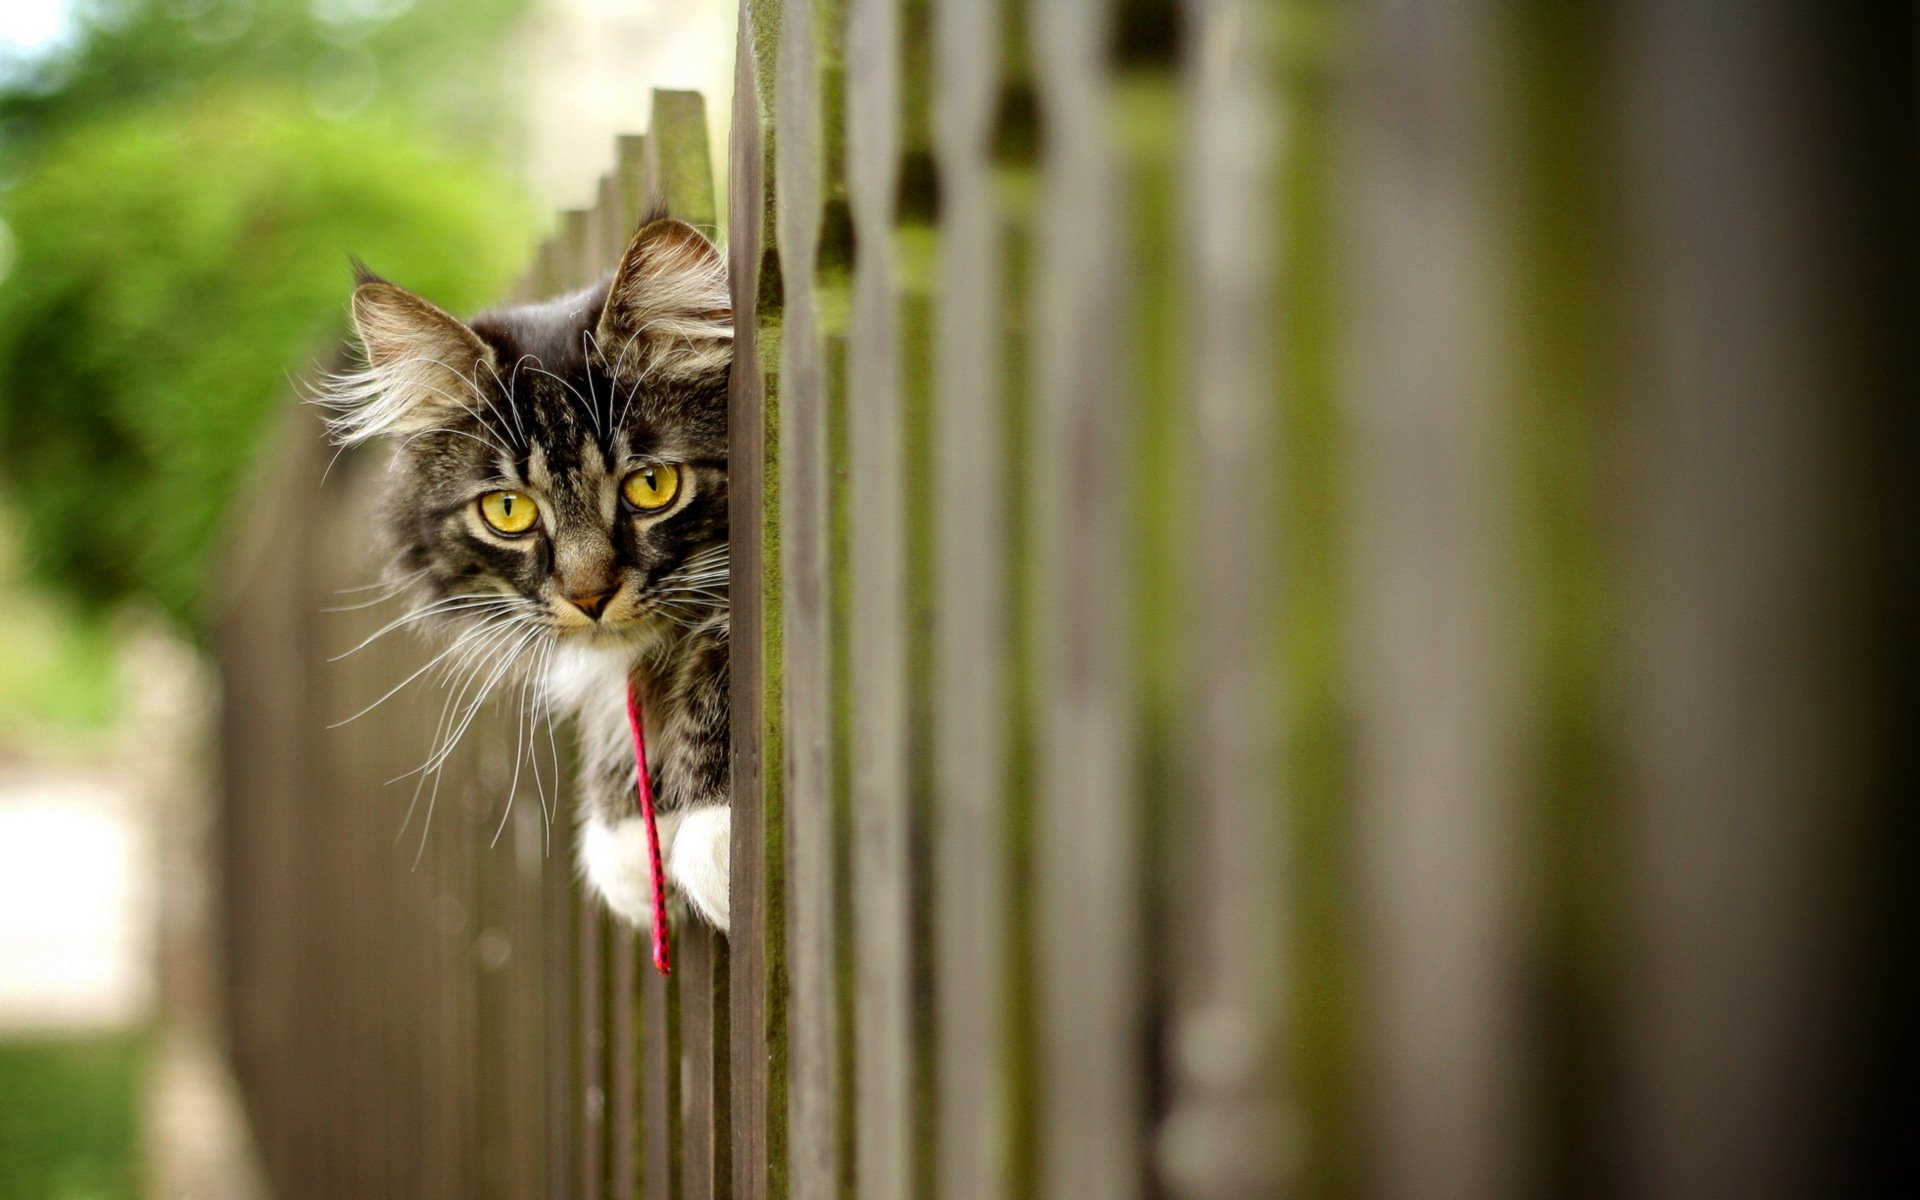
324 215 734 934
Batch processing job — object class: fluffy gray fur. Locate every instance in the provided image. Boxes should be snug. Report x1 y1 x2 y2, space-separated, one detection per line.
321 216 735 933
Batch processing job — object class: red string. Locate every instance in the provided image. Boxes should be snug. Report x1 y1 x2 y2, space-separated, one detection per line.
624 679 671 975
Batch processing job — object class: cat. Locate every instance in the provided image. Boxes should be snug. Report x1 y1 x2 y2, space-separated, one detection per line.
323 214 734 935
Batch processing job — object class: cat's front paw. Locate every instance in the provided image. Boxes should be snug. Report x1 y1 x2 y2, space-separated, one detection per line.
580 815 660 931
667 805 731 935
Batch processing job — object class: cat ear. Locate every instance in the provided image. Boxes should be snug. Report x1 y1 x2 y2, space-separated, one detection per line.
594 217 732 381
325 273 495 446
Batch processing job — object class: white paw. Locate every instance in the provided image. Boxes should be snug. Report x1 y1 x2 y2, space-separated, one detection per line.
579 816 661 931
667 806 731 934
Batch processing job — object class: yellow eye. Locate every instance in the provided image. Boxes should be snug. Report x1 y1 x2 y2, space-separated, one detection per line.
478 490 539 535
621 464 681 511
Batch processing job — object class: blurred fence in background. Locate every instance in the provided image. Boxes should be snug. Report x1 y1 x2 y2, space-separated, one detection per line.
217 2 1916 1199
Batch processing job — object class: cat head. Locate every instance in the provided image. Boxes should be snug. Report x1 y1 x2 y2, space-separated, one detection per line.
325 216 731 647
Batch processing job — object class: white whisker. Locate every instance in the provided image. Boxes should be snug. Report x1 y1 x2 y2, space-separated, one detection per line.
329 593 520 661
398 616 532 856
329 617 516 729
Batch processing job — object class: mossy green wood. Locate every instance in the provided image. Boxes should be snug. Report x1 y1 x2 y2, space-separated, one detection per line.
1276 4 1359 1194
843 3 925 1200
771 0 845 1196
648 91 719 230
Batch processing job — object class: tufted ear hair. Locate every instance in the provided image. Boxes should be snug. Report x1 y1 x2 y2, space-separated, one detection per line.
324 268 496 446
594 217 732 382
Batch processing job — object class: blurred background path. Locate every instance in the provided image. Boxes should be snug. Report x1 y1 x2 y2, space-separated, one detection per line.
0 770 151 1032
0 607 268 1199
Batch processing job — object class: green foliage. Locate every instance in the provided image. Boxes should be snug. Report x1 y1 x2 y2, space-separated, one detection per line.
0 1033 148 1200
0 517 122 733
0 89 531 629
0 0 534 631
0 0 529 165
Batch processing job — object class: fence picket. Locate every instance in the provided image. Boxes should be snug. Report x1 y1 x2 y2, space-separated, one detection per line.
646 91 719 230
1614 7 1917 1197
845 0 915 1198
639 963 677 1200
213 9 1911 1200
1344 2 1523 1196
770 0 843 1198
681 927 733 1198
1154 2 1290 1197
1026 3 1146 1200
930 0 1010 1195
725 3 781 1196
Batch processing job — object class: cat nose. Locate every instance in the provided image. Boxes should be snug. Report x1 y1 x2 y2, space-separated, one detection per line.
567 590 614 620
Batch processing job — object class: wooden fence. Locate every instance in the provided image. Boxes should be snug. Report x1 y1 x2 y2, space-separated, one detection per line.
217 2 1915 1199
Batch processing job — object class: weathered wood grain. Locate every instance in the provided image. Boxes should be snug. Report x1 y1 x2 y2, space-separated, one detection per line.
578 898 606 1198
681 924 734 1198
639 960 676 1200
727 2 782 1195
604 910 636 1184
773 0 842 1198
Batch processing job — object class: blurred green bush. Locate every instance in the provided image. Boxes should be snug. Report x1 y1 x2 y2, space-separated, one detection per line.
0 0 534 632
0 93 529 628
0 1033 148 1200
